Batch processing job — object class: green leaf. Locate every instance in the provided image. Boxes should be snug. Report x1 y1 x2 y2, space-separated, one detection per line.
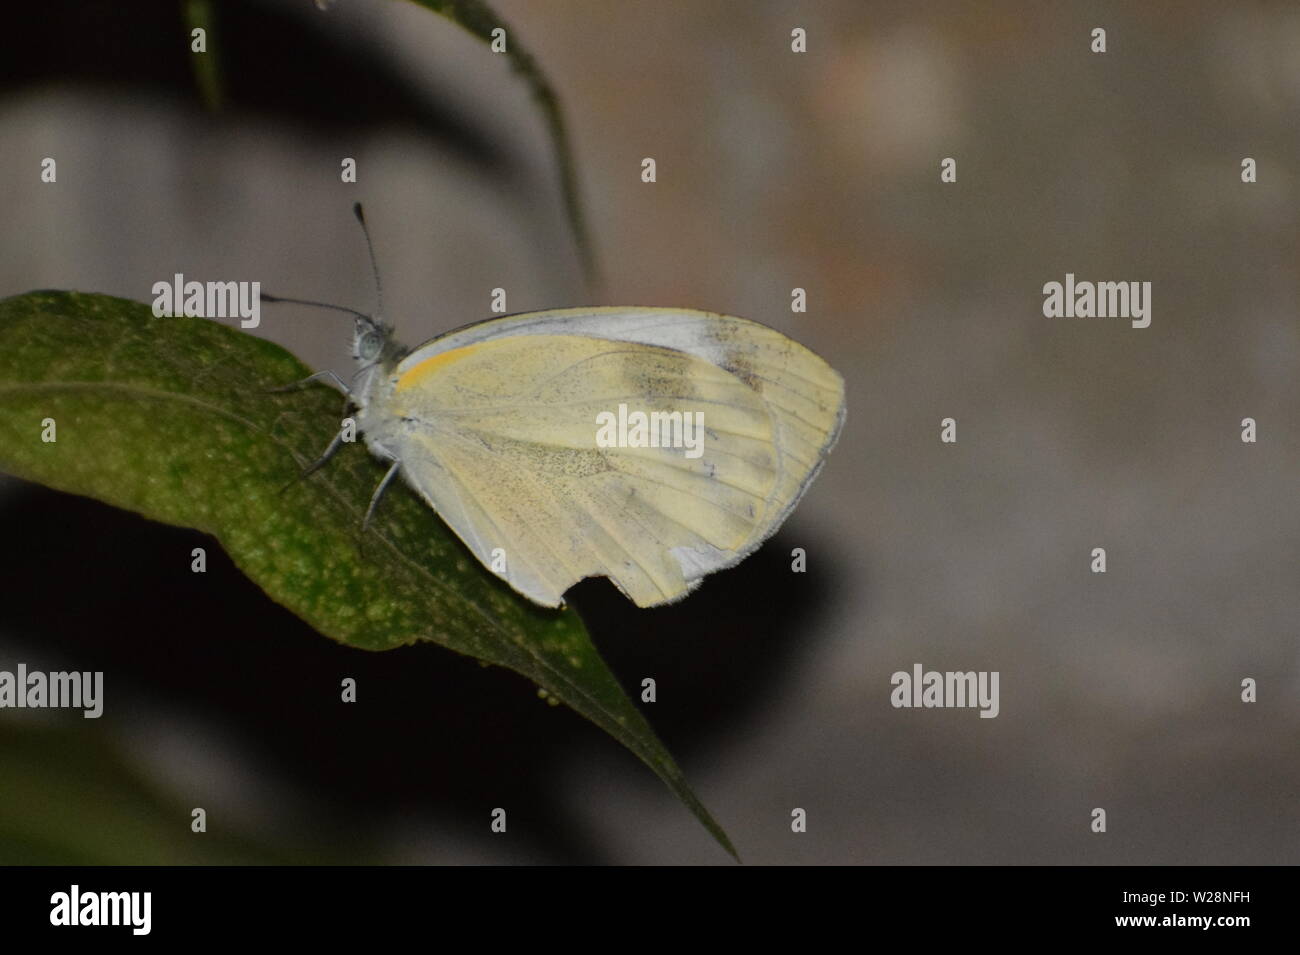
400 0 597 280
0 291 734 859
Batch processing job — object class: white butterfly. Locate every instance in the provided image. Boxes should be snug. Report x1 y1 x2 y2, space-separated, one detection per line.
267 206 845 608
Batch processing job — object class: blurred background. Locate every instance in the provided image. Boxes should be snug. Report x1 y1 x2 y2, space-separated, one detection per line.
0 0 1296 864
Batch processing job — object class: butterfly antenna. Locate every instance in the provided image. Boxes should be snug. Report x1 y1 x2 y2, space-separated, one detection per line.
352 202 385 326
260 292 378 329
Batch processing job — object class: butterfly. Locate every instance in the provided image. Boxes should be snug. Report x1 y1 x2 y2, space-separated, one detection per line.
265 205 845 608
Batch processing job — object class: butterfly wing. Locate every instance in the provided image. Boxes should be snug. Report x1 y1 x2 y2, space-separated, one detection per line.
381 308 845 607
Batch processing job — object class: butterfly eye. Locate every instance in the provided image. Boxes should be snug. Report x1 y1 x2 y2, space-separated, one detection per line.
358 331 381 361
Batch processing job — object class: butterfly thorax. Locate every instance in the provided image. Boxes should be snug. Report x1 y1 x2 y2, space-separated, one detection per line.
350 321 410 459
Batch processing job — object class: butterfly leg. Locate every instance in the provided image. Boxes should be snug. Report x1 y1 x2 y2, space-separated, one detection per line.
267 368 353 397
361 458 402 535
278 394 355 493
290 430 345 485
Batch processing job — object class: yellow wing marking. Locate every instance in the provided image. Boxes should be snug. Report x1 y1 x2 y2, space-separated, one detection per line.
394 341 488 393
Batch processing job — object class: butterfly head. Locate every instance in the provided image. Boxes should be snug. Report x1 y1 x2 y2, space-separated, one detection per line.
351 315 405 370
352 316 383 361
